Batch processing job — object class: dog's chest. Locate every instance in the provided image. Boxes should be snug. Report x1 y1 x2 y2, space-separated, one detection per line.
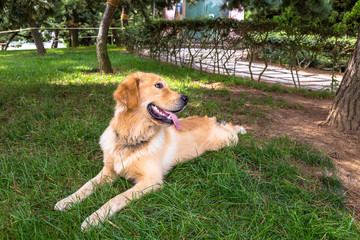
99 126 167 175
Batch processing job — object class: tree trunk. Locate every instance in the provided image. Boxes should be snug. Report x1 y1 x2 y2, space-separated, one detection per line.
97 0 119 74
70 10 79 47
151 0 155 19
28 21 46 55
68 29 72 47
4 32 18 50
324 29 360 133
70 29 79 47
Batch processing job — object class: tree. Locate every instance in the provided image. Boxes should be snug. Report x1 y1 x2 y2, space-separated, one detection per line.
324 3 360 132
0 0 55 55
324 29 360 132
96 0 176 73
97 0 121 74
29 20 47 55
329 0 360 27
61 0 103 47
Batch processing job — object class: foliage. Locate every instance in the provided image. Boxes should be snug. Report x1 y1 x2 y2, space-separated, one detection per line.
219 0 358 92
119 18 356 89
224 0 333 20
0 0 56 43
53 0 104 46
342 0 360 32
329 0 360 31
0 0 178 47
115 0 179 22
121 18 276 75
0 0 55 27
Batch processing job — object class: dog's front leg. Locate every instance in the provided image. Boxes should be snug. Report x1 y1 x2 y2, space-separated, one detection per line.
80 178 163 231
54 166 117 211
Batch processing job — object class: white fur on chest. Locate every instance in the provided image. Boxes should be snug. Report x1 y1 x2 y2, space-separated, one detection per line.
99 126 118 156
99 126 169 175
161 128 178 175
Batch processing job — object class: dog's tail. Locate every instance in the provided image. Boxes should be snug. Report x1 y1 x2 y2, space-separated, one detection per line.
235 125 247 135
218 120 246 135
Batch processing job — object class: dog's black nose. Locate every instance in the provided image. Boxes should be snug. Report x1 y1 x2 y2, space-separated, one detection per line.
181 95 188 104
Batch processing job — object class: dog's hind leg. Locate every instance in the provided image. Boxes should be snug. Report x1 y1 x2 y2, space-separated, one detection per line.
80 177 163 231
54 165 117 211
207 122 246 151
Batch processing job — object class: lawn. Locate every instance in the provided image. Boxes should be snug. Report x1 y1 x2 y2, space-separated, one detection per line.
1 46 359 239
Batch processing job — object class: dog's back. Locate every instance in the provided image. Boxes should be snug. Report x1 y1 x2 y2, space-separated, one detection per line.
167 116 244 164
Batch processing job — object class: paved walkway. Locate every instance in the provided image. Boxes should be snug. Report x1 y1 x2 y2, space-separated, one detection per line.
141 48 341 91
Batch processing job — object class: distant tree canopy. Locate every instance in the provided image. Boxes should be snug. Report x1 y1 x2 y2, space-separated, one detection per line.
0 0 177 53
0 0 57 54
224 0 359 34
225 0 332 18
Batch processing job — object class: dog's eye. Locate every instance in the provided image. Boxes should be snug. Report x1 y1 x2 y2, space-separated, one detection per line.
155 83 163 89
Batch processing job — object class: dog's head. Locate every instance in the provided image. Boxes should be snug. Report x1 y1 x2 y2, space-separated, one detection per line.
113 72 188 130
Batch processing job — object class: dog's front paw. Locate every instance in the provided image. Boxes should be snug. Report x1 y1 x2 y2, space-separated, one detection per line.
81 206 111 231
81 213 102 232
54 197 75 211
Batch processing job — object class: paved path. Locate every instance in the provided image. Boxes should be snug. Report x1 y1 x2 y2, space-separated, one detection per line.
6 40 66 51
142 48 341 91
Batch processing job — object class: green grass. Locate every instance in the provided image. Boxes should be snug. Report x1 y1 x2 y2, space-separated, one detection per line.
1 46 358 239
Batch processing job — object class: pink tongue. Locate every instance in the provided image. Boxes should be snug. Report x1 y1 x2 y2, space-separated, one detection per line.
164 110 181 130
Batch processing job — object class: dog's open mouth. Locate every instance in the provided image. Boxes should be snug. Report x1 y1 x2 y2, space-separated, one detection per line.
147 104 182 130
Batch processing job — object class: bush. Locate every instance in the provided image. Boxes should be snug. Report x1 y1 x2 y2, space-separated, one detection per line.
119 18 356 89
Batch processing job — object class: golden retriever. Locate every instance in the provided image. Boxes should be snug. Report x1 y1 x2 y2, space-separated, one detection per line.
54 72 246 231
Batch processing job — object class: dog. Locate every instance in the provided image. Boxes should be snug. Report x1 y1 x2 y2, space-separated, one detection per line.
54 72 246 231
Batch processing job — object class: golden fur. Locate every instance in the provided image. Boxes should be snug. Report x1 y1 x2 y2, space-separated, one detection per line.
55 72 246 231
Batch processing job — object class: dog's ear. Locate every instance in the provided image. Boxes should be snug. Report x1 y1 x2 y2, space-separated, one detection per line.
113 72 141 110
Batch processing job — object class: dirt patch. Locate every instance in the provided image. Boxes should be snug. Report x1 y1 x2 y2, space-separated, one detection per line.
238 88 359 187
199 82 360 216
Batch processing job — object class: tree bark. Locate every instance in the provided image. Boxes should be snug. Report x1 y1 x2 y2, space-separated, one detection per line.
325 29 360 133
97 0 120 74
28 21 46 55
70 10 79 47
70 29 79 47
68 29 72 47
